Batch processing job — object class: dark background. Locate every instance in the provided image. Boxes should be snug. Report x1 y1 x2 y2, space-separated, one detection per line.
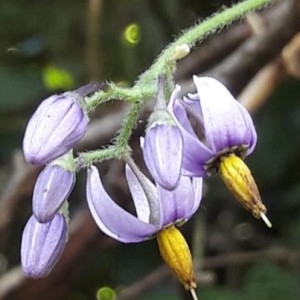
0 0 300 299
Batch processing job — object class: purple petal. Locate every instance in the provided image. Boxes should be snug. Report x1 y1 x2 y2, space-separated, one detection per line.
125 164 152 223
236 104 257 155
157 175 195 227
168 87 214 177
33 165 75 223
23 92 89 165
182 93 202 114
86 166 158 243
193 76 257 154
21 214 67 278
190 177 203 216
143 123 183 189
168 86 200 137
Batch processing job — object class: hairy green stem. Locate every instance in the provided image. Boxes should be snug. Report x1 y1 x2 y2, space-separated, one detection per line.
82 0 273 165
85 83 154 112
86 0 273 112
77 101 142 168
136 0 273 86
77 147 118 169
115 101 144 148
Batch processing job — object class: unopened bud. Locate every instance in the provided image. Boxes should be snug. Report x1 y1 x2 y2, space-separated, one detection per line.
143 75 183 190
143 122 183 190
23 91 89 165
32 153 75 222
21 214 67 278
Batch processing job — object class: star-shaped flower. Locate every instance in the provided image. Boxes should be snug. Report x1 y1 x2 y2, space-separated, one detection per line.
168 76 271 227
86 162 202 293
169 76 257 177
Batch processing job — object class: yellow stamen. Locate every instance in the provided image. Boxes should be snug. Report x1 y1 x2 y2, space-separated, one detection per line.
218 153 272 227
156 225 197 296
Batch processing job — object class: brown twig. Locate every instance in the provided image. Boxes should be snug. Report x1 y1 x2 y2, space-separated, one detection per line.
207 0 300 94
175 19 252 81
178 0 300 97
117 247 299 300
238 59 285 112
239 29 300 112
0 151 41 243
85 0 103 80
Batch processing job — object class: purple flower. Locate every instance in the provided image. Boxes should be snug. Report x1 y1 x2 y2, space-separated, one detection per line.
86 164 202 243
168 76 257 177
23 91 89 165
32 164 75 223
21 214 67 278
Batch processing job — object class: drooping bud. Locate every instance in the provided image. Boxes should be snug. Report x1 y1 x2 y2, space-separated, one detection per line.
21 214 67 278
32 151 76 223
157 225 197 296
143 75 183 190
218 153 272 228
23 91 89 165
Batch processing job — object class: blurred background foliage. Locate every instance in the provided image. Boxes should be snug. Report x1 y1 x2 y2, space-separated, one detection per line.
0 0 300 300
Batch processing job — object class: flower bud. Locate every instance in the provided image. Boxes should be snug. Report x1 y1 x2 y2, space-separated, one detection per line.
143 75 183 190
143 121 183 190
33 152 76 223
21 214 67 278
23 91 89 165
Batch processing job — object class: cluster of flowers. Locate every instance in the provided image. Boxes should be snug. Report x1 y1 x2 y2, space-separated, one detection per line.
21 76 270 295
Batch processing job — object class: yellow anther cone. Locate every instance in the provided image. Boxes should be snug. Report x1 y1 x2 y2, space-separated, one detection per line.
157 226 198 299
219 153 272 228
